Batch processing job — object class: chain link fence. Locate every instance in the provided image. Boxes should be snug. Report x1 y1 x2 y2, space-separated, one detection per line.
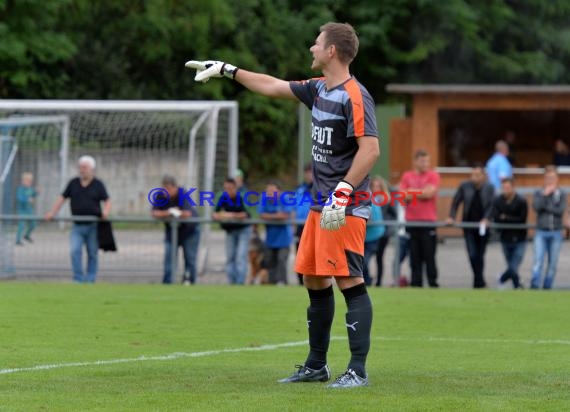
1 215 569 289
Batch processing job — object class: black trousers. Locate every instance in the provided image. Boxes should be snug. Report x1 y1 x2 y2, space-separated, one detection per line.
407 226 438 287
265 247 290 284
374 235 390 286
463 229 488 288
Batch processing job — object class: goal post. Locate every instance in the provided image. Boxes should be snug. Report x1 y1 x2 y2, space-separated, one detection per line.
0 115 71 278
0 115 71 198
0 100 239 280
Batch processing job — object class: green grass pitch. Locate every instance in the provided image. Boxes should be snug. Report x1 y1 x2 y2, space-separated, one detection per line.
0 283 568 411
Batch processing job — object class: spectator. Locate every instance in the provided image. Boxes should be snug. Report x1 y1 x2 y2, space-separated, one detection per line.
531 166 566 290
15 172 38 245
233 168 248 193
446 164 495 288
374 178 397 287
363 176 385 286
492 178 527 289
294 163 313 285
486 140 513 193
399 150 440 288
213 177 251 285
45 155 111 283
258 180 293 285
553 139 570 167
151 175 200 285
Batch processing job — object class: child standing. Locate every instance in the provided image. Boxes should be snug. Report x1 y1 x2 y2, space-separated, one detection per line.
16 172 38 245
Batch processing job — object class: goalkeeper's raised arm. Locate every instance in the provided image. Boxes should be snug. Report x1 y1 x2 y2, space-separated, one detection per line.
185 60 295 100
236 69 296 99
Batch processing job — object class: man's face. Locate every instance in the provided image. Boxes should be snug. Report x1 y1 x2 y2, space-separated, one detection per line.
265 184 279 196
501 181 513 196
415 155 430 173
499 144 510 156
224 181 237 196
544 172 558 187
78 162 94 179
555 140 567 153
470 167 485 186
310 31 331 71
164 183 178 197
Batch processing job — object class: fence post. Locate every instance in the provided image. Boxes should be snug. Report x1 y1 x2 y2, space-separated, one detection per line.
170 219 179 284
392 221 401 287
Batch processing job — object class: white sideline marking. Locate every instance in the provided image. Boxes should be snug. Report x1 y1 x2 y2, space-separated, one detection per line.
0 338 341 376
2 335 569 376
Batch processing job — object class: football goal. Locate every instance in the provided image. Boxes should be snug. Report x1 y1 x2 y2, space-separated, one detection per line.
0 100 239 280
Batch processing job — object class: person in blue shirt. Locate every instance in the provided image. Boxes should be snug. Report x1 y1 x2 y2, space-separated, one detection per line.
485 140 513 193
258 180 293 285
363 177 385 286
293 164 313 285
15 172 38 245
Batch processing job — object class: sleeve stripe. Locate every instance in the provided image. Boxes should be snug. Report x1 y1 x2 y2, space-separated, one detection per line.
344 79 365 137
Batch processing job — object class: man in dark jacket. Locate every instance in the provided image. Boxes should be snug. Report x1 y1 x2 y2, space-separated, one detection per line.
152 175 200 285
492 178 528 289
446 165 495 288
531 166 566 289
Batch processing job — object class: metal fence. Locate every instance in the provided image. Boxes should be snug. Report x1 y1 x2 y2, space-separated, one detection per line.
0 214 557 287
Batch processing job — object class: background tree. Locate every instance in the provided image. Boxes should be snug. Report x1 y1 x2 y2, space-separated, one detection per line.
2 0 570 181
0 0 76 97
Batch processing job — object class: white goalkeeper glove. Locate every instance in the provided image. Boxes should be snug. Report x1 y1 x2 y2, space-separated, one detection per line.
184 60 239 83
168 207 182 218
320 181 353 231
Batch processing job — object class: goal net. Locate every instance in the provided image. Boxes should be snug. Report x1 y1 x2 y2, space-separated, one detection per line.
0 100 238 280
0 115 71 278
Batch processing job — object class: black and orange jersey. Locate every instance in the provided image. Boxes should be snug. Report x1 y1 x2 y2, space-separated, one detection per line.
290 76 379 218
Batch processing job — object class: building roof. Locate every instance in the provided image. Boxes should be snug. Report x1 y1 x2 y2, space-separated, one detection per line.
386 84 570 94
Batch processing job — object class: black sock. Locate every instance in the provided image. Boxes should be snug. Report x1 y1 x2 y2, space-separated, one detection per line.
304 286 335 370
341 283 373 378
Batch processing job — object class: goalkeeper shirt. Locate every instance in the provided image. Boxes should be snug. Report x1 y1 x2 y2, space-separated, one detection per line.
290 76 378 219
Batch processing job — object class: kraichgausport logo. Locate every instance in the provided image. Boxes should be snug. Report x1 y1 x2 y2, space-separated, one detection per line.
147 189 422 208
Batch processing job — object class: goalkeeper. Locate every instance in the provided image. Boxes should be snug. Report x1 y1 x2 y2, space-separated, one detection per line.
186 22 379 388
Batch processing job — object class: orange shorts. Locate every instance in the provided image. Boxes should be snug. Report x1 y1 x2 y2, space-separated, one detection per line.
295 210 365 277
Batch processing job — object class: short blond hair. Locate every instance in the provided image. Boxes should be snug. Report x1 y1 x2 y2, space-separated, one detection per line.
544 165 558 175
